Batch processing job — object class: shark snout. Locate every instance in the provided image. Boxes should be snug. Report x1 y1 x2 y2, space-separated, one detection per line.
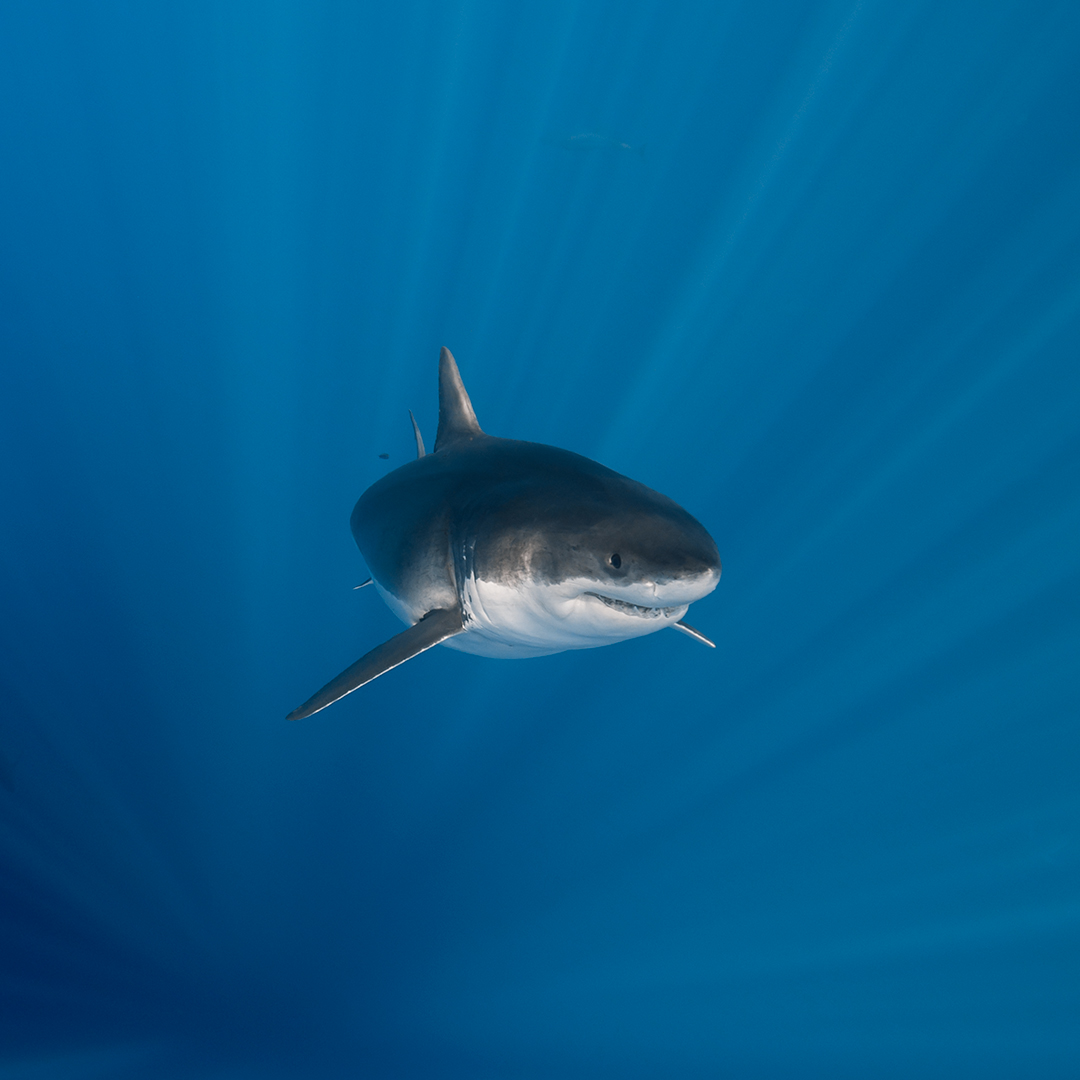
602 565 720 609
655 566 721 606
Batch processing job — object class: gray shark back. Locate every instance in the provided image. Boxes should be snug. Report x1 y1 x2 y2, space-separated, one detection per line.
352 435 718 629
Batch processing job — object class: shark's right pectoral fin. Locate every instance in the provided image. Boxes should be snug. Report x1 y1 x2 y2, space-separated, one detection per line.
287 607 465 720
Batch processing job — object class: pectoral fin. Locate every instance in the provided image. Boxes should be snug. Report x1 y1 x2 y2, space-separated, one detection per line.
287 607 465 720
672 620 715 648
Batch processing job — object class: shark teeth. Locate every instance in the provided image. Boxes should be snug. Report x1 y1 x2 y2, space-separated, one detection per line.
585 592 682 619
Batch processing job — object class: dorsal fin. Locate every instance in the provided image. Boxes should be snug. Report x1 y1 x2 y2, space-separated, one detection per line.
434 346 483 452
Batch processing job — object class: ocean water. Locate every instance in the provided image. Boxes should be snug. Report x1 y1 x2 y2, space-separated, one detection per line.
2 1 1079 1077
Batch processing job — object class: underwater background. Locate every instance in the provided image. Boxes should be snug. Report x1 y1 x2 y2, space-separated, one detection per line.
2 1 1079 1076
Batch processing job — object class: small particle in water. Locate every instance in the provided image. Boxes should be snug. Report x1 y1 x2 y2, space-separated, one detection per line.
378 453 390 460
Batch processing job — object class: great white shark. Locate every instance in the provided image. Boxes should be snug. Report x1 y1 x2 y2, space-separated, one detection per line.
287 348 720 719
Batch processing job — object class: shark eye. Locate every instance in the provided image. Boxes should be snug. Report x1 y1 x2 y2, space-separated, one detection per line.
609 553 622 569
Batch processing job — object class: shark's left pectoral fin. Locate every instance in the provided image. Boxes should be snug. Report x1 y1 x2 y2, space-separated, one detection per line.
287 607 465 720
672 619 715 648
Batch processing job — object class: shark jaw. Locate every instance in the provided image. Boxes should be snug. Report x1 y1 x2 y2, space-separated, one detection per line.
442 570 717 658
584 592 686 619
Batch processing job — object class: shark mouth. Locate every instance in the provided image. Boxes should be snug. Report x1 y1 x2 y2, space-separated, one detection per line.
585 592 684 619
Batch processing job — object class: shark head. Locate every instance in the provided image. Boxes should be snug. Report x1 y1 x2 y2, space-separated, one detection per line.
450 453 721 656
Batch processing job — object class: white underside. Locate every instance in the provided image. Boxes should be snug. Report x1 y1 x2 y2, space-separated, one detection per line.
446 574 693 658
375 569 717 659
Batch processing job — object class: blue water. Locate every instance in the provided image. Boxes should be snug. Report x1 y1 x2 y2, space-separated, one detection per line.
2 2 1079 1077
